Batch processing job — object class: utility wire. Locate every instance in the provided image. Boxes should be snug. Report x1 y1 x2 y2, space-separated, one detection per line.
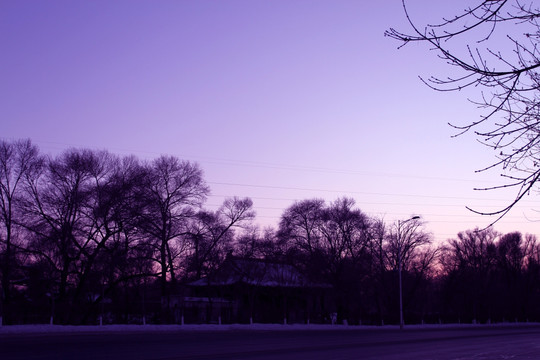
2 137 502 184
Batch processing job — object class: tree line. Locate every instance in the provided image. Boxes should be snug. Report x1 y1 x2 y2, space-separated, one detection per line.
1 139 540 325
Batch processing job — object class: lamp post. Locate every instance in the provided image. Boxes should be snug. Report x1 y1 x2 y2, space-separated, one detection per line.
398 216 420 330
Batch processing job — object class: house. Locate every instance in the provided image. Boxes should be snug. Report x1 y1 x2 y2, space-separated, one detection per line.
169 257 333 324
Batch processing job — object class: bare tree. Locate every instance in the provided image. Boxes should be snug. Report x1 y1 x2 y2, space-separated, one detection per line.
387 1 540 222
0 139 40 324
522 233 540 267
497 231 525 274
279 198 372 276
186 197 255 280
278 199 325 257
139 156 208 298
441 228 499 322
443 228 499 275
386 218 432 273
234 226 280 260
70 152 152 322
385 217 433 327
321 198 372 264
278 198 374 323
19 149 100 322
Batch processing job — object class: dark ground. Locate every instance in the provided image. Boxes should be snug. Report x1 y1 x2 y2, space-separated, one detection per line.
1 325 540 359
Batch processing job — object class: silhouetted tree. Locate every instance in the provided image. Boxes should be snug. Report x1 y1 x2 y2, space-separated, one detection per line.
20 149 100 322
498 232 524 274
75 154 152 324
387 1 540 221
0 139 40 324
384 217 434 324
320 197 372 268
441 228 499 323
138 156 208 301
521 234 540 320
186 197 255 280
278 197 373 323
367 217 390 324
386 218 432 273
278 198 325 259
318 198 372 322
233 226 278 260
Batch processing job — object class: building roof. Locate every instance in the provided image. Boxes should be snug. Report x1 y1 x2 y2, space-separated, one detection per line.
189 257 329 288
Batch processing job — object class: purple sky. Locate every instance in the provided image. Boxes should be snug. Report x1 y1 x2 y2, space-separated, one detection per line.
2 0 539 244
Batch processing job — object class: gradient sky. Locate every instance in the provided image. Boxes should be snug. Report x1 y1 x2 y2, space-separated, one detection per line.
2 0 539 244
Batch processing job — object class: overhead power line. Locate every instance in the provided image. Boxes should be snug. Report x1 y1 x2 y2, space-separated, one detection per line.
208 181 540 203
2 137 500 184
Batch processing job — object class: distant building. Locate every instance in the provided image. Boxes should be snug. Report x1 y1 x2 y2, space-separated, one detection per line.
168 257 333 324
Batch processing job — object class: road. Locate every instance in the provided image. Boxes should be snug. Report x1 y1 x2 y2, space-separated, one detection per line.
1 325 540 359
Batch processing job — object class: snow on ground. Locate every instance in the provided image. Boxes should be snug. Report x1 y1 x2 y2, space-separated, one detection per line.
1 323 359 334
1 322 539 335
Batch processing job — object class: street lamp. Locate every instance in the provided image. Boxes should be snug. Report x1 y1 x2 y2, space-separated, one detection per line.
398 215 420 330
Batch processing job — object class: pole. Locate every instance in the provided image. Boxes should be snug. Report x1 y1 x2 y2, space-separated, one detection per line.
398 220 404 330
397 216 419 331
